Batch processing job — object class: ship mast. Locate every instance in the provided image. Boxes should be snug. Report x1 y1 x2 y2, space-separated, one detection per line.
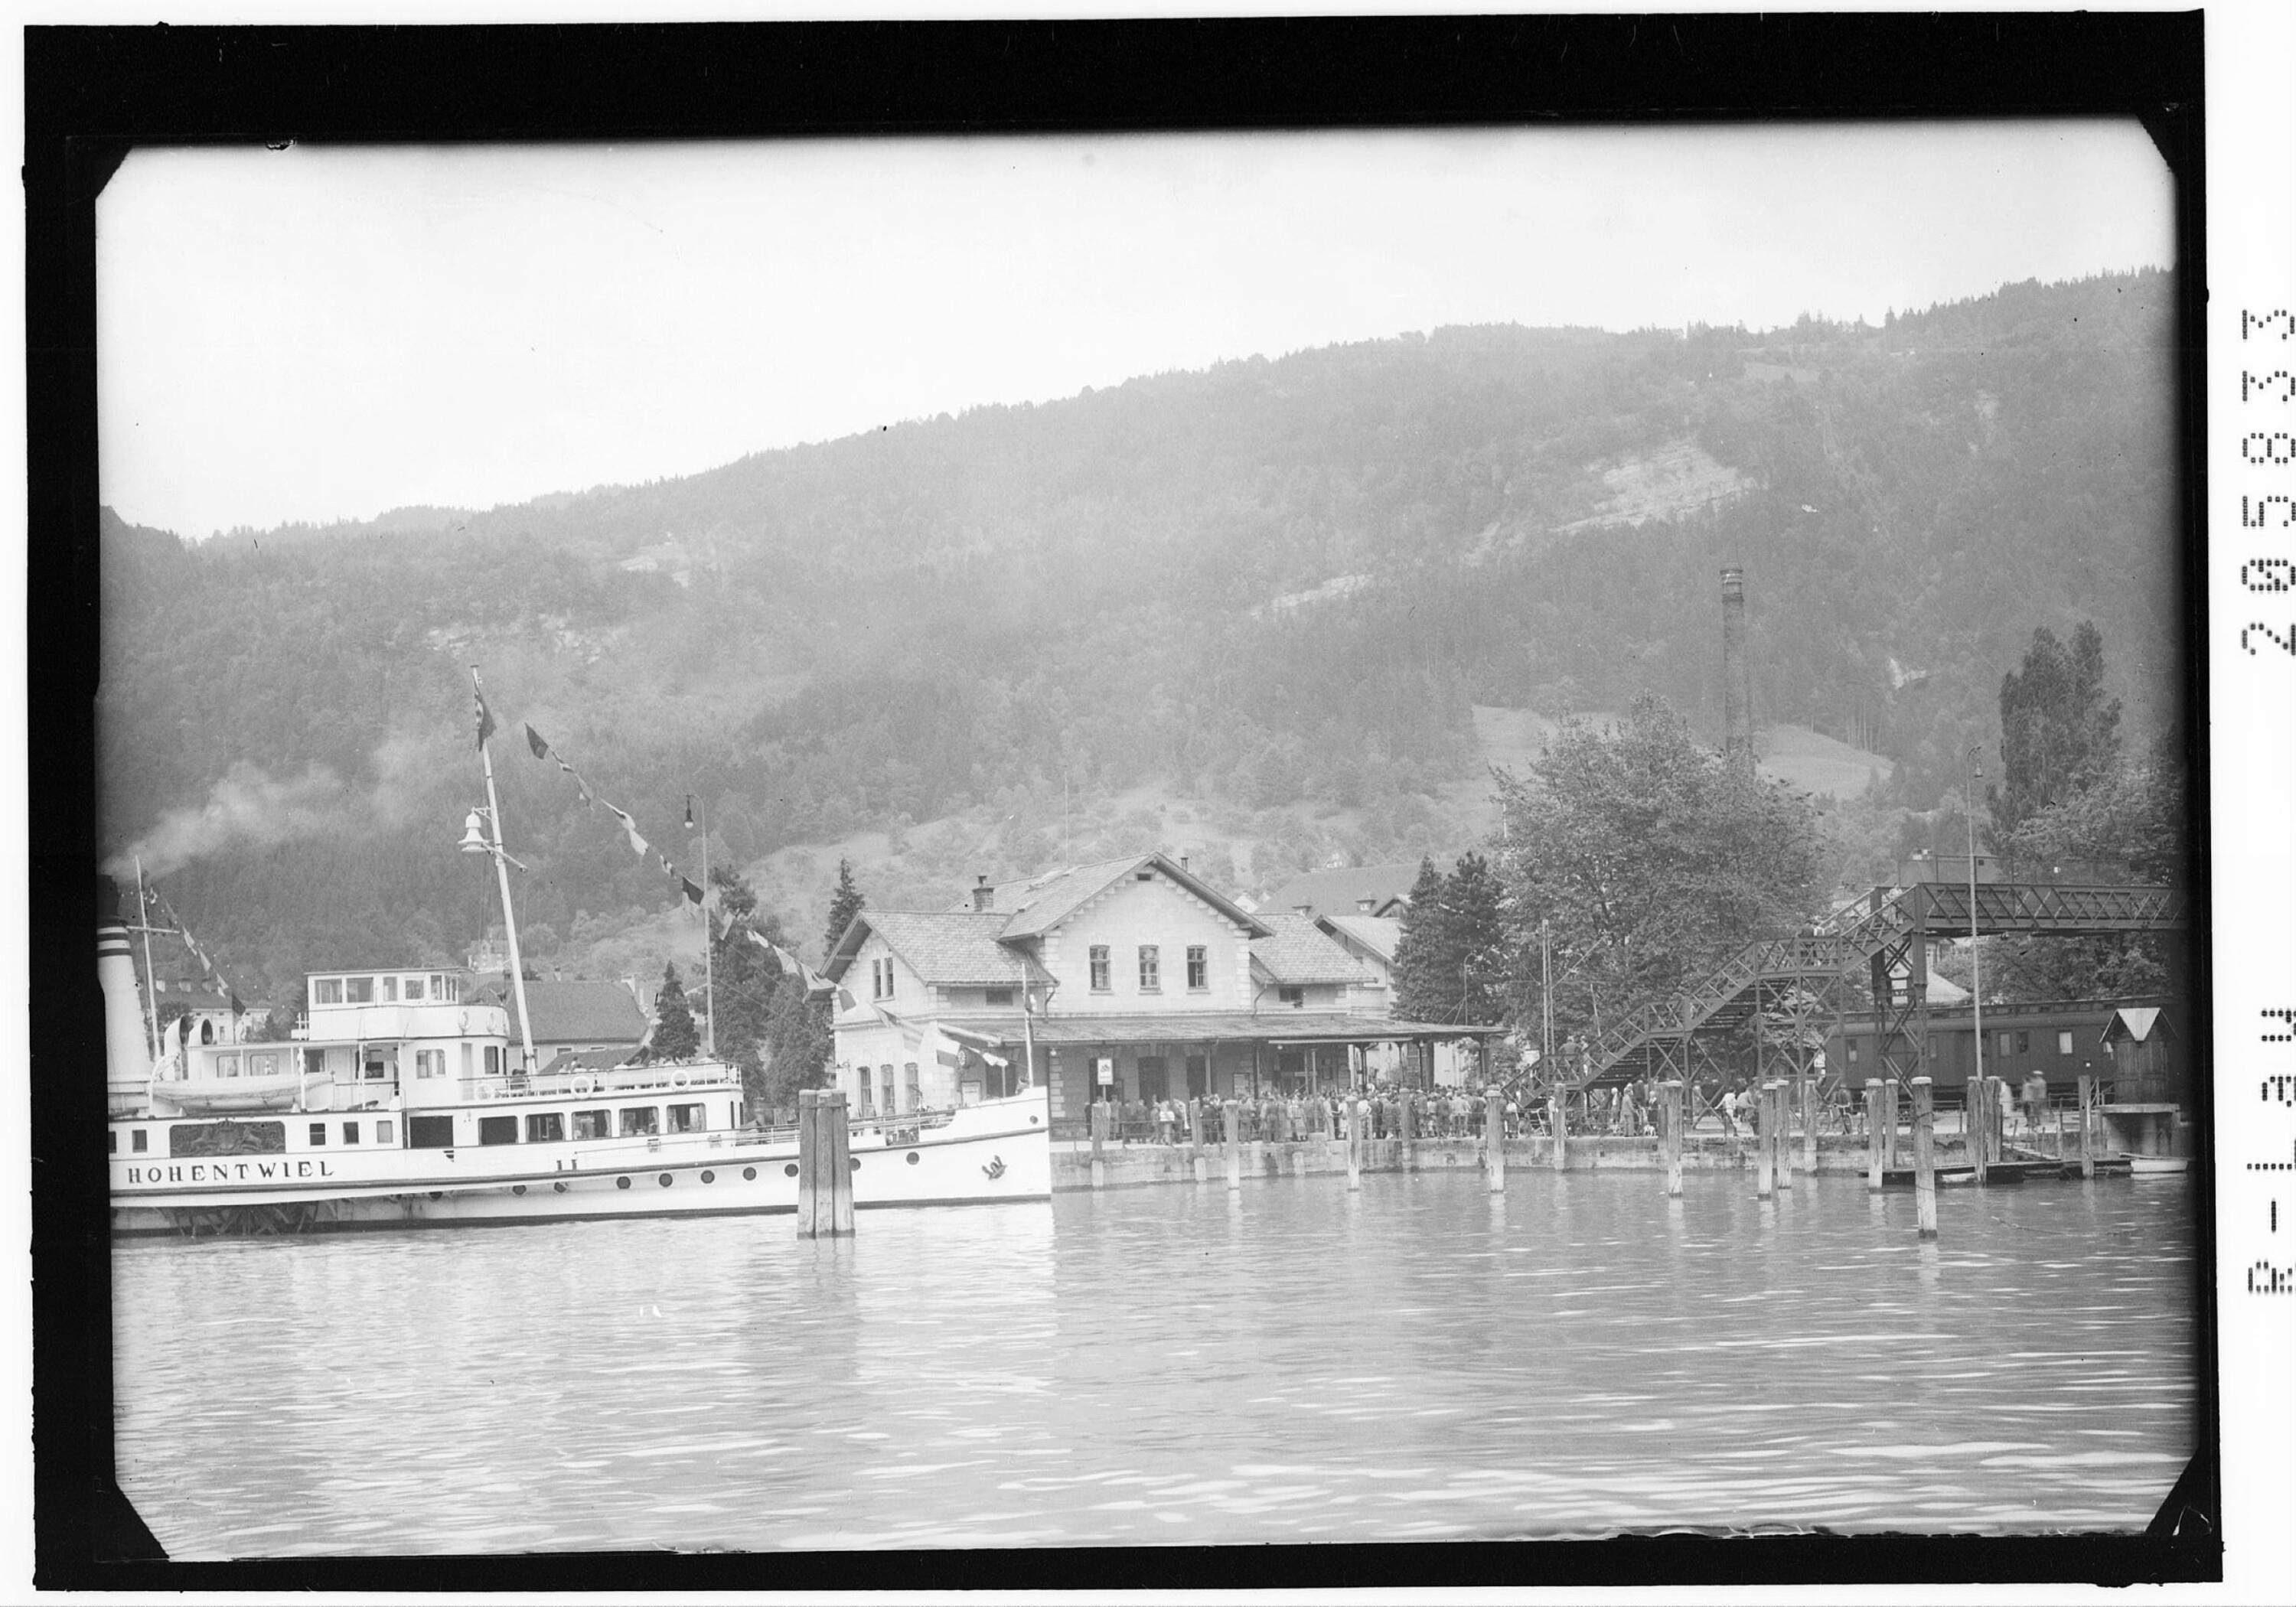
470 667 537 1073
134 857 161 1064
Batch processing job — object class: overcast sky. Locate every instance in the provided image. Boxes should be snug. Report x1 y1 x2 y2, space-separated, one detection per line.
97 121 2172 540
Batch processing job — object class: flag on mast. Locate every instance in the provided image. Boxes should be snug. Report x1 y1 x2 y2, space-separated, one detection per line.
475 685 497 748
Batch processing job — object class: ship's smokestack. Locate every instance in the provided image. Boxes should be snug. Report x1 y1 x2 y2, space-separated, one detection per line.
97 877 154 1096
1720 566 1754 771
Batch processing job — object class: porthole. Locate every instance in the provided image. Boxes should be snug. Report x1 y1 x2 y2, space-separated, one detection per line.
1030 1115 1041 1125
616 1175 632 1190
700 1169 716 1184
745 1166 759 1181
849 1156 861 1172
512 1184 527 1196
781 1163 797 1178
553 1181 568 1193
658 1173 673 1188
906 1151 921 1165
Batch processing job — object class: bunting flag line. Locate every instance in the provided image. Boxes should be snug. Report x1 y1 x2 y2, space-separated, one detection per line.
525 722 552 761
605 804 649 859
928 1025 964 1072
836 986 858 1012
681 877 703 907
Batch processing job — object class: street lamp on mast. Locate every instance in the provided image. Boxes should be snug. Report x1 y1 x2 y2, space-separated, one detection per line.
462 667 536 1074
1966 745 1986 1112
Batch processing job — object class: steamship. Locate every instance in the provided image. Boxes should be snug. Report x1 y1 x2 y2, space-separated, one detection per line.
102 675 1049 1237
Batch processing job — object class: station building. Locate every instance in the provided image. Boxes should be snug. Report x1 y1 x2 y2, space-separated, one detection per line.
820 852 1503 1136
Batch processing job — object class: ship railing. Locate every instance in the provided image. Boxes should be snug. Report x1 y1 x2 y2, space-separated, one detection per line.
461 1063 742 1103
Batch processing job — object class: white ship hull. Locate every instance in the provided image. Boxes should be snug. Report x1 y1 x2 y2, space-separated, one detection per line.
113 1087 1050 1236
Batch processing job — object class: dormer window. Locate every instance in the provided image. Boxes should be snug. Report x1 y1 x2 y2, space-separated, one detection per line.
872 957 895 1001
985 986 1015 1007
1279 986 1305 1008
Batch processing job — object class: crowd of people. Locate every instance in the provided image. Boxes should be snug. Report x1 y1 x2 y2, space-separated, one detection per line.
1077 1066 2067 1148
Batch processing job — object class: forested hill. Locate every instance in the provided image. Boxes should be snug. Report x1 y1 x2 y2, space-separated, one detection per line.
101 269 2181 1001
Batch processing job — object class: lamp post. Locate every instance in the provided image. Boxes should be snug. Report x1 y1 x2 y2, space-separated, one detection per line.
1966 745 1985 1123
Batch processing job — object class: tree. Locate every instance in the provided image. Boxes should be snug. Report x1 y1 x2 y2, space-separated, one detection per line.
709 864 791 1110
1988 621 2122 852
650 960 700 1061
1494 693 1826 1046
1389 857 1453 1022
1441 852 1508 1025
1987 722 2187 1001
822 856 866 957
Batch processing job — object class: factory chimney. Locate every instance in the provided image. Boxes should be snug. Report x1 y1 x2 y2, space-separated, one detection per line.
1720 566 1754 772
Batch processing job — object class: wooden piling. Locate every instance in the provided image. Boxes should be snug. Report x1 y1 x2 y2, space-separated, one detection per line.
1971 1075 1990 1187
1549 1090 1567 1172
1224 1097 1241 1191
1345 1097 1363 1191
1911 1075 1937 1240
1800 1076 1817 1176
2076 1074 2095 1178
1772 1082 1793 1190
1661 1079 1684 1197
1755 1081 1775 1199
797 1090 855 1237
1486 1087 1505 1192
1090 1099 1108 1190
1189 1097 1208 1185
1864 1079 1884 1191
1883 1079 1900 1171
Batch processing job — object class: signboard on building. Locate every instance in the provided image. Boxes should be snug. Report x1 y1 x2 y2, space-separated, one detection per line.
1096 1057 1114 1086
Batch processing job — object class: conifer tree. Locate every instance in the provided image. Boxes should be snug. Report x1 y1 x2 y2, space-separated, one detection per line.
1444 851 1508 1025
1390 856 1455 1022
822 857 866 957
1988 621 2122 852
650 960 700 1061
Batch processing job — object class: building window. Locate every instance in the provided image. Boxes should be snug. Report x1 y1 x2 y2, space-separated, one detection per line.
872 957 895 1001
668 1103 705 1134
342 1122 360 1145
1090 946 1110 991
1138 946 1160 992
880 1065 896 1113
1279 985 1305 1008
309 1123 326 1146
1186 946 1208 990
2058 1030 2075 1056
527 1113 565 1143
620 1107 660 1137
313 977 344 1005
1997 1031 2014 1058
573 1109 612 1140
1847 1041 1858 1064
985 986 1015 1007
904 1064 921 1109
2014 1031 2030 1055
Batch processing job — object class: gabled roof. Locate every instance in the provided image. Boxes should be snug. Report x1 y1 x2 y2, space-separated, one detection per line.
980 852 1271 940
492 979 649 1045
1250 913 1374 985
2102 1005 2171 1045
843 911 1049 987
540 1045 641 1075
1320 913 1403 965
1262 862 1420 920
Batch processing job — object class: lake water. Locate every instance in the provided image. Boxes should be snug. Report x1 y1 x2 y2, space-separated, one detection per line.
113 1169 2198 1556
